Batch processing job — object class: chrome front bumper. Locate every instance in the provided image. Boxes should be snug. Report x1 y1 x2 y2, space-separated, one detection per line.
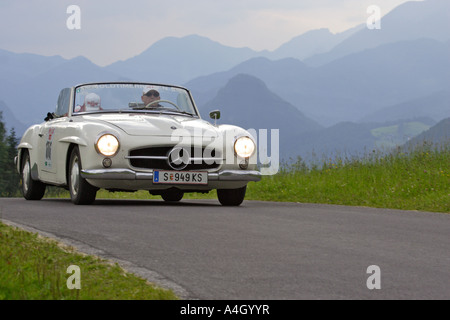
81 169 262 182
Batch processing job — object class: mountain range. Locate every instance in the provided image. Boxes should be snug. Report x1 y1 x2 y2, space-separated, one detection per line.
105 35 261 84
304 0 450 66
199 74 436 161
404 117 450 149
361 90 450 123
199 74 322 159
188 38 450 126
0 100 26 135
103 24 363 83
0 0 448 161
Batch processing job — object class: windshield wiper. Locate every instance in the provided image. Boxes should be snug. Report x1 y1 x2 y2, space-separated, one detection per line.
171 111 196 117
157 109 196 117
113 108 196 117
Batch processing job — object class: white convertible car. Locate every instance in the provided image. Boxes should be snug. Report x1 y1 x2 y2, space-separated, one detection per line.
15 82 261 205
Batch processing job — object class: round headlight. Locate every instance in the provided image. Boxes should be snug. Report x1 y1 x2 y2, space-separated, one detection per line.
96 134 119 157
234 136 255 158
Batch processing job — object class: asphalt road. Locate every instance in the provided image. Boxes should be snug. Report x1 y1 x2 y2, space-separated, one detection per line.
1 197 449 300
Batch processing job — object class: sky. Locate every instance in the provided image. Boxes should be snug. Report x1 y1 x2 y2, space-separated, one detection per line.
0 0 421 66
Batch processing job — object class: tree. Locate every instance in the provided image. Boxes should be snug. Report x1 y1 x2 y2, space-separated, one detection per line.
0 112 7 194
0 112 20 197
5 127 20 196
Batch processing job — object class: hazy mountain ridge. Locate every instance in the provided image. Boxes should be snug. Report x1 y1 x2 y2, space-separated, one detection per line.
0 0 448 161
361 90 450 123
3 56 126 125
0 49 67 84
105 35 265 84
188 38 450 126
404 117 450 149
186 57 311 107
284 117 437 162
199 74 322 160
104 28 364 84
0 100 26 135
199 73 322 133
200 74 435 160
304 0 450 66
266 24 364 61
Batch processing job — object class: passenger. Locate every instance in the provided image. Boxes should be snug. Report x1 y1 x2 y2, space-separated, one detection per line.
74 93 102 112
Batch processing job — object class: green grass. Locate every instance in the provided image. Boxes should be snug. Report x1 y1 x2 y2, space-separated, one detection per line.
246 143 450 213
0 222 178 300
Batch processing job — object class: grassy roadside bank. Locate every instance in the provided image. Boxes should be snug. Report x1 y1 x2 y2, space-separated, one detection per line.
246 144 450 213
0 221 178 300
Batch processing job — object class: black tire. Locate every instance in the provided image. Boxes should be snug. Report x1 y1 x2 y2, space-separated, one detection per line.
161 188 184 202
68 146 97 205
21 151 46 200
217 185 247 206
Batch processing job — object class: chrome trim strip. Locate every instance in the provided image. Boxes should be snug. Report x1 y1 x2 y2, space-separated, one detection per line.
125 156 168 160
81 169 136 180
135 172 154 180
217 170 261 181
125 156 223 162
81 169 261 182
190 157 223 162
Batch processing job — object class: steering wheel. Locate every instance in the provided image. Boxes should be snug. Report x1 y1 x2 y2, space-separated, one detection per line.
145 99 181 111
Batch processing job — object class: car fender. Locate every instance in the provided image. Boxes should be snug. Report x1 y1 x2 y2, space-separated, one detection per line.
216 124 258 169
59 136 88 147
16 125 42 174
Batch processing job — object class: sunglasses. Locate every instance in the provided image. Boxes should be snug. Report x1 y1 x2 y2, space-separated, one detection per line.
144 90 159 97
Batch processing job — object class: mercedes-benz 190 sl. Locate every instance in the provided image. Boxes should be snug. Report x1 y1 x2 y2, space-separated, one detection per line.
15 82 261 205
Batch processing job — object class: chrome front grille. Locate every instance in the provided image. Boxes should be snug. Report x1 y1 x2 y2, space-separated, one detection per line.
127 146 222 171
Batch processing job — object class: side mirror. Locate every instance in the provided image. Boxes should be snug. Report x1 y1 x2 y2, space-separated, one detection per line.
209 110 221 125
44 112 54 122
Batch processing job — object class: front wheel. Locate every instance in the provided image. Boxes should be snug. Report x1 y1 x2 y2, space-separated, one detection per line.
21 151 46 200
68 147 97 205
217 186 247 206
161 189 184 202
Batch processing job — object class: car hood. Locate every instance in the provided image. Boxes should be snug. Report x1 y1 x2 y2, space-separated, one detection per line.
82 113 219 137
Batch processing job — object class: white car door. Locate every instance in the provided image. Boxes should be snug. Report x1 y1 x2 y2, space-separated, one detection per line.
37 88 72 184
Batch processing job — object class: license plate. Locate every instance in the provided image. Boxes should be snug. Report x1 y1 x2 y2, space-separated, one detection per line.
153 171 208 185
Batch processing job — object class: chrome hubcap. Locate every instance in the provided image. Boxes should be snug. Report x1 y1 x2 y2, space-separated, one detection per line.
70 157 80 196
23 159 30 193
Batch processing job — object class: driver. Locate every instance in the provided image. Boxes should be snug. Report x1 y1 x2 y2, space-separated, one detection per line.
142 87 161 108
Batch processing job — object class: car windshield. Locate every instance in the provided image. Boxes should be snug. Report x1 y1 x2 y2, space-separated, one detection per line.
73 83 198 116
